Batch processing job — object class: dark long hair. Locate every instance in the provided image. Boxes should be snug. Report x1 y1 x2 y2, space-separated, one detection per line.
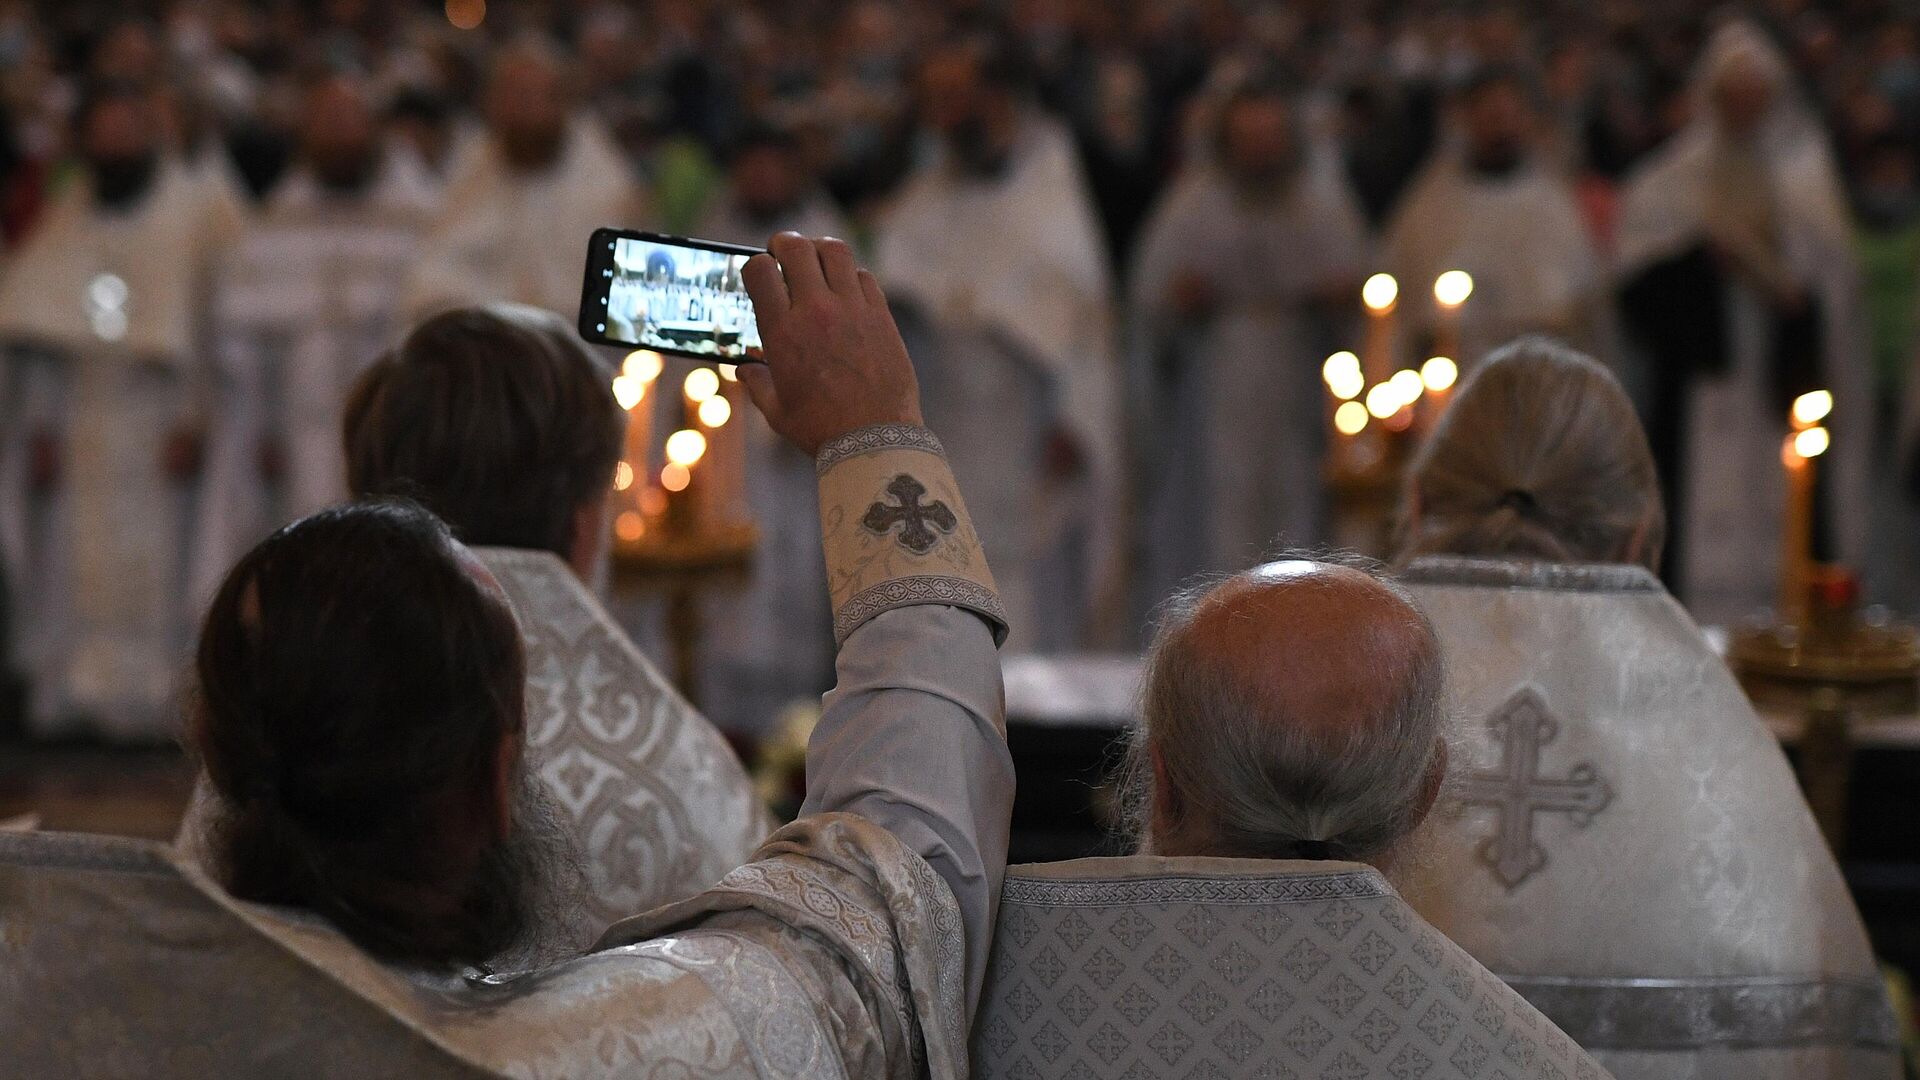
193 501 531 967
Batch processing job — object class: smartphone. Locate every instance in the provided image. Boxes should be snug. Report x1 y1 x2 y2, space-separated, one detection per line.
578 228 765 362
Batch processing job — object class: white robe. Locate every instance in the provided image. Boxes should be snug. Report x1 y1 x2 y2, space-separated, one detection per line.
1615 25 1868 627
876 117 1124 648
0 162 243 738
1383 152 1605 365
1129 164 1369 599
691 191 849 734
406 117 645 319
198 155 440 603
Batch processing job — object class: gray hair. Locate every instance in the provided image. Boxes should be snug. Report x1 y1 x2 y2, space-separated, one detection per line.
1398 337 1665 572
1119 553 1447 865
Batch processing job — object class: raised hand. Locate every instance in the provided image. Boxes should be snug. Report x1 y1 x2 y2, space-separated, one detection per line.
737 232 924 457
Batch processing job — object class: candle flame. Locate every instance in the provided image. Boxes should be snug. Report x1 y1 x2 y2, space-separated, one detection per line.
1334 401 1369 435
1421 356 1458 392
614 510 644 542
1433 270 1474 308
613 461 635 491
611 375 645 411
660 462 691 492
623 350 664 383
684 366 721 403
718 364 739 382
1323 351 1364 400
1390 368 1424 403
665 428 708 467
1362 273 1399 313
1793 426 1829 460
1791 390 1832 428
1365 382 1401 419
698 395 732 427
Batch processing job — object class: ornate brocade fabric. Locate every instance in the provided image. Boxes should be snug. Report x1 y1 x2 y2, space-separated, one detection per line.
2 814 970 1079
816 424 1008 646
475 547 774 926
1398 557 1899 1079
973 856 1610 1080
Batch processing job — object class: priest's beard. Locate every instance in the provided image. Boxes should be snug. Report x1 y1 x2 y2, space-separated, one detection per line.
310 146 380 196
88 153 160 211
1467 139 1526 179
480 774 594 971
948 119 1014 180
499 124 566 174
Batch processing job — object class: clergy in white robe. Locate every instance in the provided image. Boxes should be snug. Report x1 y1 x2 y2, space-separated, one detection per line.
876 37 1124 650
6 240 1017 1076
9 422 1012 1074
1394 341 1897 1078
1128 84 1368 600
1616 22 1870 626
689 126 850 733
975 556 1610 1080
405 43 645 319
1382 68 1606 366
0 85 243 739
199 74 440 603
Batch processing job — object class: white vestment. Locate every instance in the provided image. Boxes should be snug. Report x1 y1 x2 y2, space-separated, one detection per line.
406 118 645 318
1128 164 1369 598
690 192 849 733
1399 556 1898 1079
198 156 440 601
179 546 775 932
1383 151 1606 365
876 117 1124 648
1615 24 1869 626
975 856 1613 1079
0 162 243 738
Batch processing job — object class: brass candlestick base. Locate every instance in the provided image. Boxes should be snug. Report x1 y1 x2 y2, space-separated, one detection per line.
612 521 758 708
1729 570 1920 853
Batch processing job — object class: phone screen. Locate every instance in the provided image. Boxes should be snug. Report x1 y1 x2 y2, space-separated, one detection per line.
579 230 764 362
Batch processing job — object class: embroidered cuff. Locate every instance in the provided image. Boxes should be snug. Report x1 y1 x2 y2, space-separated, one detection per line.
817 424 1008 647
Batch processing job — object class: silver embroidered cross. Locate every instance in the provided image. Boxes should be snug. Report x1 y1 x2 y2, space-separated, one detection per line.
862 474 958 554
1458 688 1612 890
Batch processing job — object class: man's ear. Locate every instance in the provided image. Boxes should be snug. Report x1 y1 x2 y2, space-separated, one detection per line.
1148 741 1182 852
566 495 610 582
490 735 518 844
1408 737 1449 833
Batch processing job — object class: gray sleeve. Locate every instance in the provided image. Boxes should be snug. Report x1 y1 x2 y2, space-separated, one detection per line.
798 602 1013 1016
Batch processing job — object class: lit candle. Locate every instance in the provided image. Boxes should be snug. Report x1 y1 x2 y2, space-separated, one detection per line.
1780 390 1832 626
1432 270 1472 365
684 366 744 529
613 350 662 545
1361 273 1398 384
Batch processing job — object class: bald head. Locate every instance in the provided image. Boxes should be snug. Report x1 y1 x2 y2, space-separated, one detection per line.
1128 558 1447 865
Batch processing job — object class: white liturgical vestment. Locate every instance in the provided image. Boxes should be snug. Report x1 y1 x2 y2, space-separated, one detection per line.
474 546 774 921
180 546 774 934
198 157 440 602
973 856 1612 1079
23 424 1014 1077
1398 556 1898 1079
0 159 243 738
405 117 644 318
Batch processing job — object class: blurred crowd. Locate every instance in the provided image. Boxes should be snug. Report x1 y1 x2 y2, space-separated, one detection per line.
3 0 1920 739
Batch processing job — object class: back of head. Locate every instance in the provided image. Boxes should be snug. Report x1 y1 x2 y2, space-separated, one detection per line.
192 501 529 967
1400 337 1665 571
1126 558 1447 865
344 304 623 561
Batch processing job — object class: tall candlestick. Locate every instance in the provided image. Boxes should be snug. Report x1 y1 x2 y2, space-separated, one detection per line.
1361 273 1398 383
1780 390 1832 626
1432 270 1472 368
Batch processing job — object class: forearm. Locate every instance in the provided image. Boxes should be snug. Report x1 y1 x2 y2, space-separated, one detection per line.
799 423 1013 1012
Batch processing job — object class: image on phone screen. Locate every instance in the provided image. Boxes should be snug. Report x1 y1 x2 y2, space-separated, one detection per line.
580 229 764 362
